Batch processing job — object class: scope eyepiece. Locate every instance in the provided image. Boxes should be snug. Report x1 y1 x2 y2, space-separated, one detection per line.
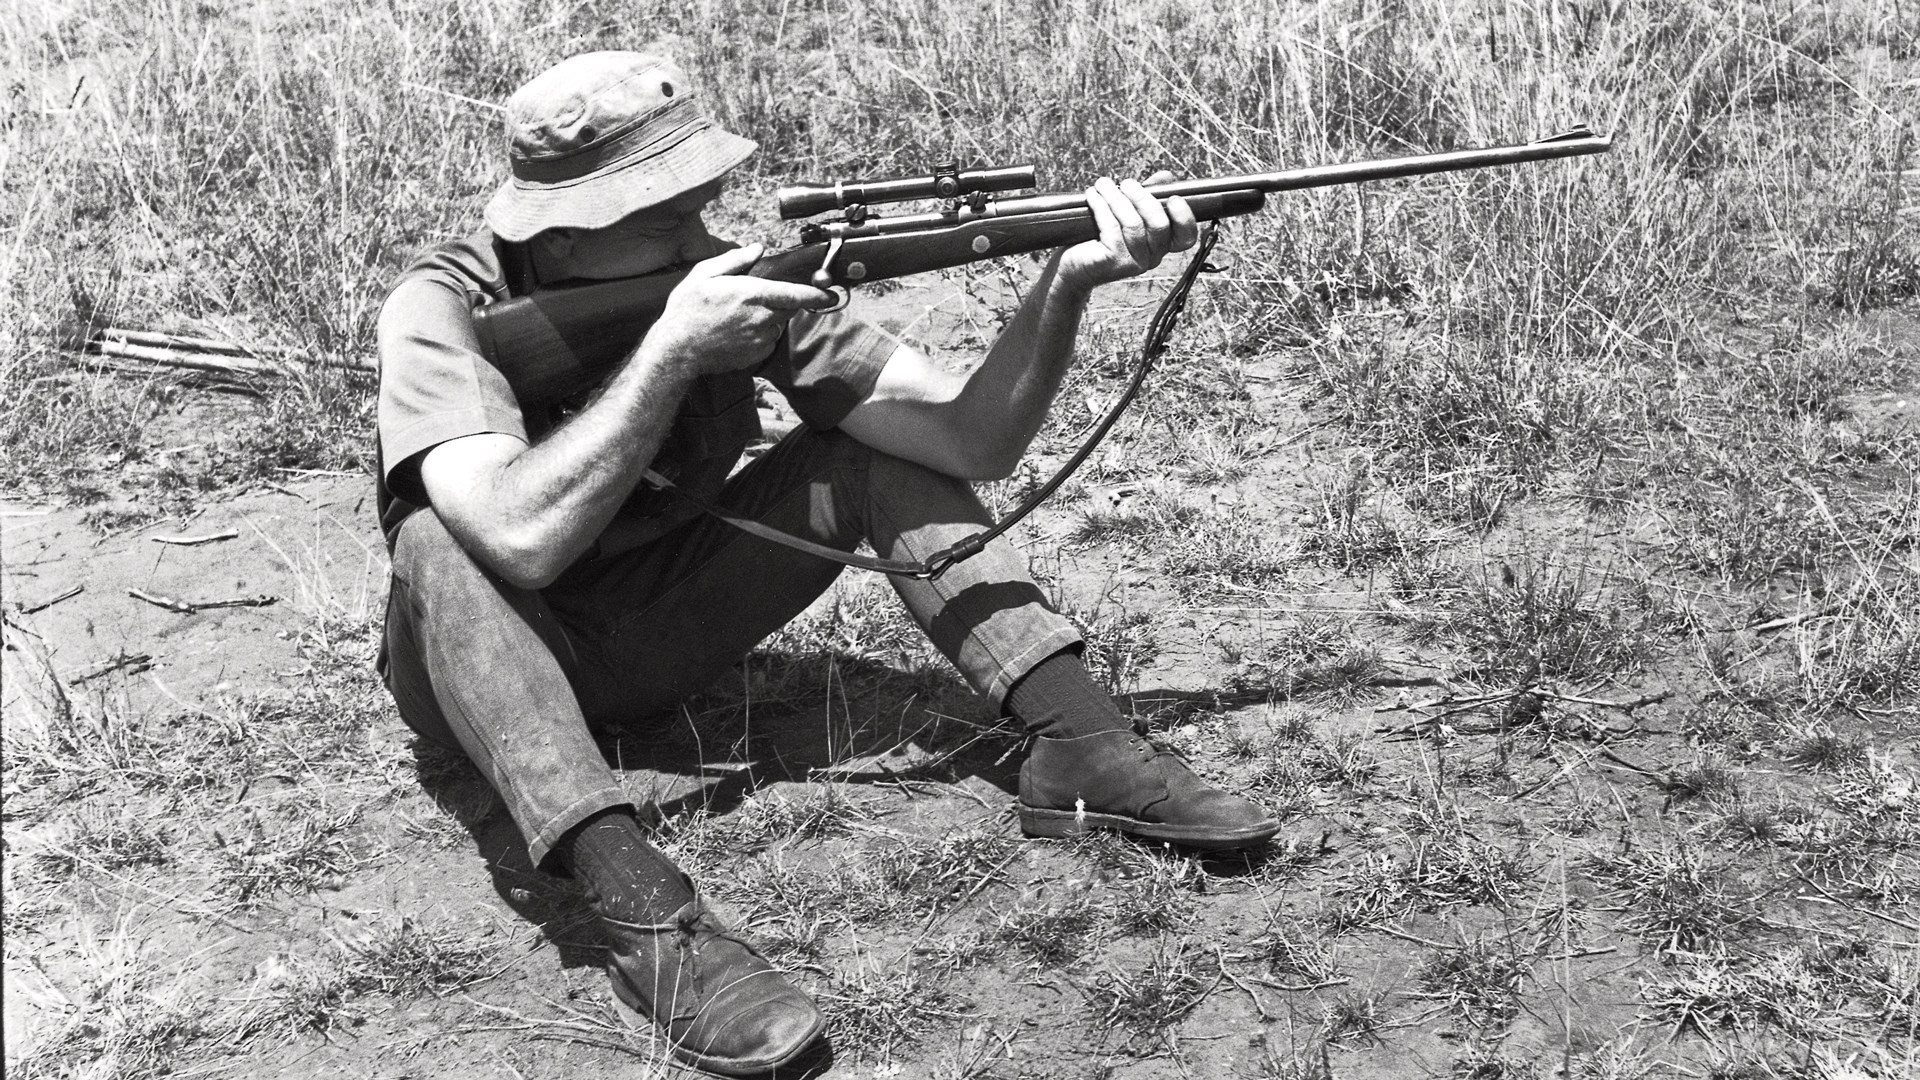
776 164 1037 220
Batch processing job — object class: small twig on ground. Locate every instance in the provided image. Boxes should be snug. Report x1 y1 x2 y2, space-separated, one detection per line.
17 584 84 614
1533 687 1670 711
151 529 240 546
70 651 154 683
1740 605 1844 634
917 844 1025 937
1507 747 1603 802
1596 747 1663 778
1375 924 1453 950
1376 689 1512 714
1216 945 1275 1020
128 587 278 614
1377 691 1520 738
1794 874 1920 933
1250 975 1351 992
1541 944 1619 962
260 481 311 502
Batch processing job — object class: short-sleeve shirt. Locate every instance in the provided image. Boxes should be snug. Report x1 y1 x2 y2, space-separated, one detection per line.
374 227 895 563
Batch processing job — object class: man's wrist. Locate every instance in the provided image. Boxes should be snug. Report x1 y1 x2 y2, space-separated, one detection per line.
630 337 699 385
1049 266 1098 306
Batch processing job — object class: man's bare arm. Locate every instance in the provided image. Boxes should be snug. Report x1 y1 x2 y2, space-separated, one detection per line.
839 177 1196 480
418 353 693 590
413 245 830 589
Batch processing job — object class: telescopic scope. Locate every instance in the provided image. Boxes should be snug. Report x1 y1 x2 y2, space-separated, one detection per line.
777 163 1036 219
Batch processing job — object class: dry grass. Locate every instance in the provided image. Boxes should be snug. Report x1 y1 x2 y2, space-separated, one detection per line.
5 0 1918 1076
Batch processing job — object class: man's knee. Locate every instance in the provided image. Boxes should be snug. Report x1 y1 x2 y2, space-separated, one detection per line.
390 509 494 594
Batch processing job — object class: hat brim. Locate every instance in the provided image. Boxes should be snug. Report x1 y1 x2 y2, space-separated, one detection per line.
484 125 757 242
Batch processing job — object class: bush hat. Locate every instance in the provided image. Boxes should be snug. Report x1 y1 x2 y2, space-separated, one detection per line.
484 52 757 242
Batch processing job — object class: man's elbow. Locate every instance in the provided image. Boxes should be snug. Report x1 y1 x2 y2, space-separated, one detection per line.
495 555 563 592
946 440 1024 483
477 528 571 591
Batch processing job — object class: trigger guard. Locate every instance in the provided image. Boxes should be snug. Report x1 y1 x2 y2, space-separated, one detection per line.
815 286 851 313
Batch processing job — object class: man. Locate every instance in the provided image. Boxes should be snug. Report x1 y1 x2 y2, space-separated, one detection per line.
375 51 1279 1075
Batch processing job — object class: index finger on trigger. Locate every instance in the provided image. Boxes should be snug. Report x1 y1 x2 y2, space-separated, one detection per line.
749 279 841 312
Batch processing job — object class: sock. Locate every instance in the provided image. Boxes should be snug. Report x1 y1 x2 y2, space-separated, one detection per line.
558 807 696 925
1005 648 1135 739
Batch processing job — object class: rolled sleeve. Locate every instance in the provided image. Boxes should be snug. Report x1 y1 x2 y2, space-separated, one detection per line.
377 277 529 503
757 308 897 430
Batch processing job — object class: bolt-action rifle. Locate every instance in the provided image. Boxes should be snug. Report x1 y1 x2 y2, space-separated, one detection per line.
470 127 1612 409
469 127 1612 578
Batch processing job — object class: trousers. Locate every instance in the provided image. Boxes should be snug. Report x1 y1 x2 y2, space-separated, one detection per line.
378 427 1082 866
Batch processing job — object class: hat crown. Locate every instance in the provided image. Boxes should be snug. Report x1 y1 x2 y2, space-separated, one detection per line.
505 51 693 163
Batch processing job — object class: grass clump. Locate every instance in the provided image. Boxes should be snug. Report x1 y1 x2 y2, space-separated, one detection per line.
815 962 968 1063
211 806 360 908
1160 511 1298 600
1415 563 1651 684
1582 842 1758 956
1299 463 1430 572
1221 616 1390 701
1328 833 1532 933
1085 939 1221 1052
992 892 1102 966
1249 927 1342 986
1069 835 1206 935
1419 937 1528 1026
847 828 1017 922
1321 987 1392 1046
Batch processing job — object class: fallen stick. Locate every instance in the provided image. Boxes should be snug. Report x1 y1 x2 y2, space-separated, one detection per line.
151 530 240 546
86 335 375 376
1249 975 1351 993
92 340 280 375
1794 874 1920 934
98 327 300 357
128 588 278 614
1596 746 1663 778
18 584 84 614
1744 605 1844 634
1543 944 1620 961
71 652 154 683
1534 687 1671 711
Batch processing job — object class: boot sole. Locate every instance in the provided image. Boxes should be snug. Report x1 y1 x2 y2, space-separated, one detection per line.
1018 803 1281 850
609 967 826 1076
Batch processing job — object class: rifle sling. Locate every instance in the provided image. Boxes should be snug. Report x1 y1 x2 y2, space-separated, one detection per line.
643 224 1223 581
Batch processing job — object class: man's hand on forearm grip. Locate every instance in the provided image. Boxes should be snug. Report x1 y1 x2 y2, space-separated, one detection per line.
1055 171 1200 292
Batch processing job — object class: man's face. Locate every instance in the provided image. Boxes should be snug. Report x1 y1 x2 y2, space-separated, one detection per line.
538 178 727 280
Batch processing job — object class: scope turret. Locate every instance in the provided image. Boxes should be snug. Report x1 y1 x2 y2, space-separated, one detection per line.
776 163 1037 219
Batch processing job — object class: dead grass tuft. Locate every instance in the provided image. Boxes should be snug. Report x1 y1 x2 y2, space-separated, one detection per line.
1085 939 1221 1051
1583 842 1759 955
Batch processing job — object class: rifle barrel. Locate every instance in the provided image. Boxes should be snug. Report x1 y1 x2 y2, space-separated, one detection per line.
809 129 1611 238
1144 128 1612 204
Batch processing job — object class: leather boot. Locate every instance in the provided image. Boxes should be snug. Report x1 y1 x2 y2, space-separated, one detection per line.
602 894 825 1075
1018 729 1281 850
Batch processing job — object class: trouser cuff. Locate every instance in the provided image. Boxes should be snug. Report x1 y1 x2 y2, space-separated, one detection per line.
525 786 632 870
984 625 1085 712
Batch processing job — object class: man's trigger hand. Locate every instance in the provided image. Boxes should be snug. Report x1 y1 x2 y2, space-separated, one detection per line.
643 243 834 377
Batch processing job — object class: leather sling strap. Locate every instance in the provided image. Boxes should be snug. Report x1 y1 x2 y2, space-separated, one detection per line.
643 224 1223 581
